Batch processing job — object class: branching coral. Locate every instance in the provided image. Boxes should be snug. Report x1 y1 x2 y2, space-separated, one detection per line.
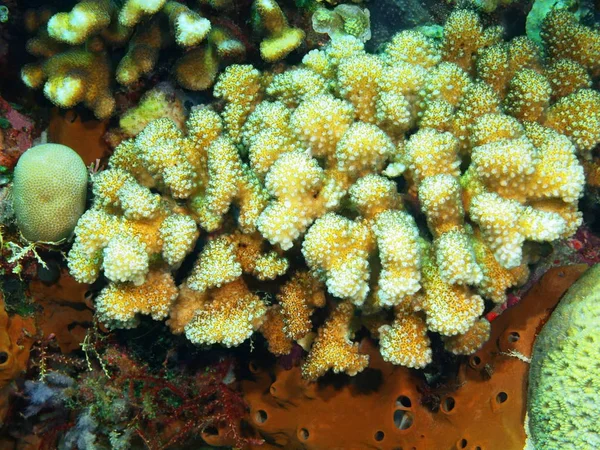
21 0 306 118
68 106 272 332
301 301 369 380
179 279 268 348
68 8 597 379
312 4 371 43
252 0 305 62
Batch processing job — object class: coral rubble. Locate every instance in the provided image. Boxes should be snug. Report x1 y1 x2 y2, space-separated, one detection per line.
68 9 599 379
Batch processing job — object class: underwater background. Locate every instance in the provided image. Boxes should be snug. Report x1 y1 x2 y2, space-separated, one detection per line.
0 0 599 448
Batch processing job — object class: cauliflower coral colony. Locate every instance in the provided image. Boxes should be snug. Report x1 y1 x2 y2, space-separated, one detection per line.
20 0 306 119
66 8 599 380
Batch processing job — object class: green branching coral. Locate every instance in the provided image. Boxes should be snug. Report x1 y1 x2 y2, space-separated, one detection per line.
21 0 306 118
68 9 599 380
527 264 600 449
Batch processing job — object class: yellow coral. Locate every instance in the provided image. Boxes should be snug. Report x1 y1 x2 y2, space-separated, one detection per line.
115 19 163 87
174 46 219 91
93 168 160 220
470 136 536 201
187 231 287 292
119 85 186 138
418 174 464 235
167 283 206 334
67 7 596 378
253 0 305 62
471 228 528 303
543 89 600 159
119 0 166 27
23 0 302 117
292 94 354 158
476 43 510 96
267 68 329 109
302 213 373 305
187 236 242 292
47 0 111 45
302 302 369 380
421 62 471 109
384 30 440 68
160 214 199 266
526 131 585 204
337 53 384 122
192 136 253 229
504 68 551 122
405 129 461 183
68 240 103 284
415 248 484 336
470 113 523 146
545 59 591 99
260 306 293 355
213 64 263 143
22 49 115 119
469 192 566 268
302 49 335 80
95 270 178 328
69 209 118 258
336 122 394 179
443 317 491 355
258 150 326 249
244 103 297 177
108 139 154 186
135 118 196 198
184 279 267 347
434 229 483 286
349 174 402 220
102 235 149 285
442 9 499 72
278 271 326 340
379 306 432 368
164 1 211 47
229 231 288 280
451 82 501 146
541 9 600 76
372 210 422 306
325 34 364 64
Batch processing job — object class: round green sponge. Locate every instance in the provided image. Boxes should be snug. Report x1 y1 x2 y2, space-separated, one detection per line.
12 143 88 242
527 264 600 449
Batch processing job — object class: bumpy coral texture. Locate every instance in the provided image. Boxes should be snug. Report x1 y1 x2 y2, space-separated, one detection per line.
528 265 600 449
69 9 596 379
13 144 88 242
21 0 304 118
